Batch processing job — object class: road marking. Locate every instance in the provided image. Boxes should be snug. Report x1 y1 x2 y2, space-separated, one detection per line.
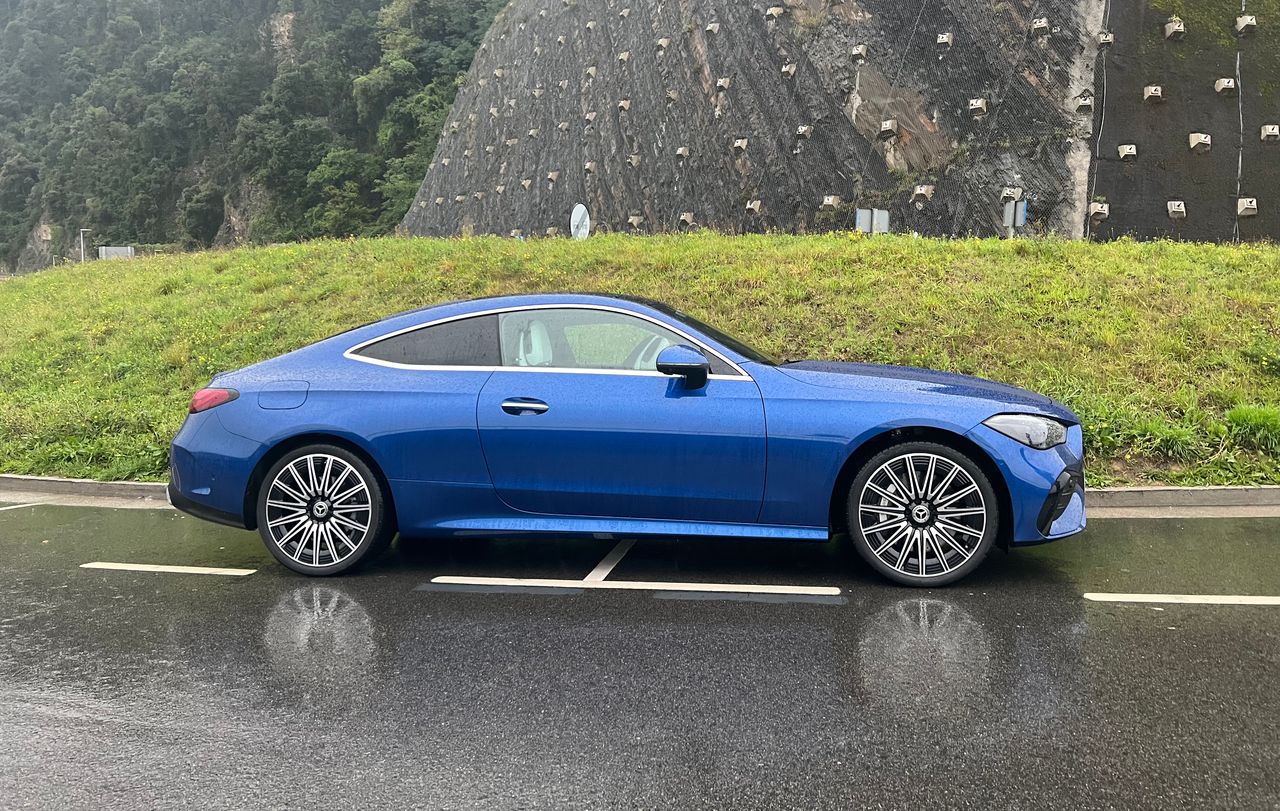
430 575 841 596
1084 592 1280 606
584 539 635 581
654 590 847 606
0 502 42 512
81 562 256 577
417 582 584 596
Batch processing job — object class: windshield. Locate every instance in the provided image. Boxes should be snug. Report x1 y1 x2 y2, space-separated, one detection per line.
640 300 780 366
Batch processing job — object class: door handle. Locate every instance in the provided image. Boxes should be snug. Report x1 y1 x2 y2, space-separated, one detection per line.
501 398 549 416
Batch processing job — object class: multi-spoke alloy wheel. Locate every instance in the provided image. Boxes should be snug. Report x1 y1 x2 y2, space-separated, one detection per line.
256 445 393 575
849 442 997 586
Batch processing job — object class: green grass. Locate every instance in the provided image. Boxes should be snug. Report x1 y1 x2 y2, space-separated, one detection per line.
1 233 1278 486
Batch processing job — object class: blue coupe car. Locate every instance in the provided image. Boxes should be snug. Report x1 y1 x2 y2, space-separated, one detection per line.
169 293 1085 585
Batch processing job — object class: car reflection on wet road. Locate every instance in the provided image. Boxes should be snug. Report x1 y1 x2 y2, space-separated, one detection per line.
1 502 1277 809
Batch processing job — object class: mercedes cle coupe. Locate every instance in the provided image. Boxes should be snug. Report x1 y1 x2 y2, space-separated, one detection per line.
169 294 1085 586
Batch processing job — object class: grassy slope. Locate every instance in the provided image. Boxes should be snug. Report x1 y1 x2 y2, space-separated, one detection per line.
1 234 1278 484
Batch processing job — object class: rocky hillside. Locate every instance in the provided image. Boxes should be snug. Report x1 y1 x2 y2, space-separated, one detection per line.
402 0 1098 238
403 0 1280 242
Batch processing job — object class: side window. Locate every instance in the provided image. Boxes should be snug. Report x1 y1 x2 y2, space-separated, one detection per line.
354 315 499 366
497 308 734 374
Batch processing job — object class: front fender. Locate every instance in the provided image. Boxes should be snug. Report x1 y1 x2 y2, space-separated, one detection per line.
757 398 981 527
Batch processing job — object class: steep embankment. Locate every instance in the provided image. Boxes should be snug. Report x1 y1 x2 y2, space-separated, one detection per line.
403 0 1280 242
1 235 1277 484
402 0 1095 239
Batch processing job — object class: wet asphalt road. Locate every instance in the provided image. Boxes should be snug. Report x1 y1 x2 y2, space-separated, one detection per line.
0 502 1278 810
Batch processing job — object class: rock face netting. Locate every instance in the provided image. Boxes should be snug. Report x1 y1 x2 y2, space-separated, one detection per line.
1087 0 1280 241
400 0 1278 241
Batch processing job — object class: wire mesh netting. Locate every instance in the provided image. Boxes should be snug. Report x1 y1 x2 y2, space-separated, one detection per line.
401 0 1279 242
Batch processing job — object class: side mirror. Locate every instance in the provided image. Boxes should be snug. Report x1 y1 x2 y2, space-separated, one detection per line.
656 344 710 389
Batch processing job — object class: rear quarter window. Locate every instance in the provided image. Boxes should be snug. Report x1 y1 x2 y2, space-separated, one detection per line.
353 314 499 366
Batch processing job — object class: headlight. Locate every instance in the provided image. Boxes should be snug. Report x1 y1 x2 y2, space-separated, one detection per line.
983 414 1067 449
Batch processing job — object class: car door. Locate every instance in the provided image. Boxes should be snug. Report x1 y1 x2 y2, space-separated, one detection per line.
475 306 766 523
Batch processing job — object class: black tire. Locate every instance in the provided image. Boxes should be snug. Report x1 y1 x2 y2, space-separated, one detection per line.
255 444 395 576
847 441 999 587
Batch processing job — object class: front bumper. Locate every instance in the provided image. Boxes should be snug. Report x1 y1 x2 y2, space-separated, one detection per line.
965 422 1086 545
1036 462 1085 537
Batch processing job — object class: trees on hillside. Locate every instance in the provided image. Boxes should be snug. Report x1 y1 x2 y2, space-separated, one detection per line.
0 0 501 268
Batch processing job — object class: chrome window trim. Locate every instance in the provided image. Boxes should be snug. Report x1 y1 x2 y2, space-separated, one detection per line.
343 303 753 379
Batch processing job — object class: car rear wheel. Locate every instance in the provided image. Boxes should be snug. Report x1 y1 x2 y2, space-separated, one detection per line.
256 445 394 576
847 441 998 587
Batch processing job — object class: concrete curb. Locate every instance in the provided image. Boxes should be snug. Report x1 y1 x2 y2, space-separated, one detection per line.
1088 485 1280 508
0 473 167 500
3 473 1280 509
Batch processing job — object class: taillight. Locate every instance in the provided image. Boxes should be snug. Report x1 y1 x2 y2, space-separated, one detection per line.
189 388 239 413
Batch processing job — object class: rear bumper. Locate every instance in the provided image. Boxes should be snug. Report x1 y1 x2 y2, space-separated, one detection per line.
167 481 249 529
168 410 263 530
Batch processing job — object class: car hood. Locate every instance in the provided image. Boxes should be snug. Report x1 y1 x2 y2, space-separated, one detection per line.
776 361 1079 424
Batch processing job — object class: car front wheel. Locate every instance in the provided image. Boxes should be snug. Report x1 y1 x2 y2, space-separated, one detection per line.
256 444 394 576
847 441 999 586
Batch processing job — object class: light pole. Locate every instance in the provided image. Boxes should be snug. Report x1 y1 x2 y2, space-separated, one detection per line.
79 228 91 263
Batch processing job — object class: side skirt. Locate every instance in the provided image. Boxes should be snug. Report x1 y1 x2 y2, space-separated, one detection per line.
425 514 830 541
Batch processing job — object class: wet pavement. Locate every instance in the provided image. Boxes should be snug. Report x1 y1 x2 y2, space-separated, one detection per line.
1 502 1278 809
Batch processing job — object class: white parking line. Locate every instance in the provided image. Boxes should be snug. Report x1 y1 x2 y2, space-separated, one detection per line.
584 539 635 581
0 502 42 512
430 575 841 596
654 590 847 605
1084 592 1280 606
81 562 256 577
